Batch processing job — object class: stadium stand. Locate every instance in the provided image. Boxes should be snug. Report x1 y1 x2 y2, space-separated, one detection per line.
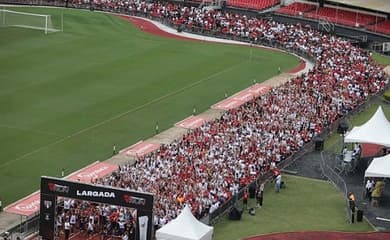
70 0 387 226
0 1 388 237
276 2 316 16
226 0 280 11
367 20 390 36
303 6 385 28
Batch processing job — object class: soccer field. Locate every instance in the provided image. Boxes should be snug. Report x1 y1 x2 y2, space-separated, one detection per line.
0 7 299 206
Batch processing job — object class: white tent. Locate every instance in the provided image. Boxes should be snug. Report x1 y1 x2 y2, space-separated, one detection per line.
155 205 214 240
344 106 390 147
365 154 390 178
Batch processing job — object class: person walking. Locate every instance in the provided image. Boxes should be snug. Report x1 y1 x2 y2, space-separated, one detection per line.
64 218 71 240
113 144 117 155
365 178 374 202
256 183 265 208
155 122 159 134
275 174 282 193
243 189 249 210
348 192 356 223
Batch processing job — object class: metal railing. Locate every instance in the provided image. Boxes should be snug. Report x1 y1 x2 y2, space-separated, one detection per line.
317 89 390 225
320 150 352 224
0 214 39 240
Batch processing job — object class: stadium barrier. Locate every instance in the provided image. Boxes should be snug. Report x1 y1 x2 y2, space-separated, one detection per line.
0 0 389 237
320 150 353 224
0 213 39 240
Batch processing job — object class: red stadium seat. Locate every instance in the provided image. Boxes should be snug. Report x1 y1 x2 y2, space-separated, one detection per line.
227 0 280 11
276 2 316 16
366 20 390 36
303 6 385 28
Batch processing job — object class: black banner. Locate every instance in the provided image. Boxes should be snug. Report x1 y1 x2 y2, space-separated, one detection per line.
39 193 55 240
39 176 154 240
41 176 154 211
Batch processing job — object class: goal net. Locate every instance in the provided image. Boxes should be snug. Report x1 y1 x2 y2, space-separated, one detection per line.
0 9 58 34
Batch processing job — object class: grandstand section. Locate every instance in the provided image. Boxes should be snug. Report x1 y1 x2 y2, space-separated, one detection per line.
276 2 316 16
227 0 280 11
303 6 385 28
273 1 390 51
367 20 390 36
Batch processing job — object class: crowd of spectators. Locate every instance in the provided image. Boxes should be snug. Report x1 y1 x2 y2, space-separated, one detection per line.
55 198 136 239
71 0 388 227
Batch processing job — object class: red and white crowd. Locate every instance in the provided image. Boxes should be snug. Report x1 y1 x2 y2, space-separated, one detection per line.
71 0 388 227
55 198 136 239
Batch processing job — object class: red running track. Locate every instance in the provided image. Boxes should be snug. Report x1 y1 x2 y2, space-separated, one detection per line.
244 231 390 240
118 15 306 74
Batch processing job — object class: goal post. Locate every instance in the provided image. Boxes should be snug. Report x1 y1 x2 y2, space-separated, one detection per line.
0 9 59 34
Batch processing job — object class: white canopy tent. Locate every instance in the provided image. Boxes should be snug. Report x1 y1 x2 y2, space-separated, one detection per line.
365 154 390 178
155 205 214 240
344 106 390 147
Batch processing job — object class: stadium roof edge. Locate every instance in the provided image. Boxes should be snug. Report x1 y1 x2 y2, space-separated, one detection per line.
323 0 390 15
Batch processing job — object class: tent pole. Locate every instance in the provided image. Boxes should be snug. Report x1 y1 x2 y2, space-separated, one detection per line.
362 176 366 200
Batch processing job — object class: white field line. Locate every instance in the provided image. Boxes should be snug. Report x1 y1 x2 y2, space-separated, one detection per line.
0 123 61 137
0 61 246 170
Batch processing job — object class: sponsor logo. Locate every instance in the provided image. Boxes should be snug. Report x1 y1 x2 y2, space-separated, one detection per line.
48 182 69 194
15 200 40 212
76 190 115 198
76 166 109 179
123 194 146 206
44 200 52 209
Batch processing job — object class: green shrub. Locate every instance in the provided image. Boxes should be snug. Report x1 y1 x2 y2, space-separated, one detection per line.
384 91 390 101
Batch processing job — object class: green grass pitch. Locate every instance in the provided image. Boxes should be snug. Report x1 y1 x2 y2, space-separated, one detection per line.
0 7 299 205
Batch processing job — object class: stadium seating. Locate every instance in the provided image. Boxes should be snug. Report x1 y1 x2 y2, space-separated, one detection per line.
304 6 385 28
276 2 316 16
227 0 280 11
69 0 389 227
366 20 390 36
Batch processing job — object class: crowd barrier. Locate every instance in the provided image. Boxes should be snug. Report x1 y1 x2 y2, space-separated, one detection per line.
0 214 39 240
320 150 353 224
